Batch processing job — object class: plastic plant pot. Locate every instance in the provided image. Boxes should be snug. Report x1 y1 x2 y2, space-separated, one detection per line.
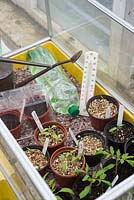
74 129 106 167
86 94 119 131
50 146 86 188
124 136 134 156
104 120 134 152
0 110 22 139
24 98 52 128
23 145 50 177
34 121 67 155
0 62 14 92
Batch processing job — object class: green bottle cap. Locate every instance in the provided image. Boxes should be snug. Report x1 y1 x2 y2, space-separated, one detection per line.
68 105 79 117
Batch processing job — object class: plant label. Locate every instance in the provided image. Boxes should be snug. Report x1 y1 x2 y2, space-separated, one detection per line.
42 138 49 156
78 141 83 155
79 51 98 116
69 128 78 146
105 106 111 118
31 110 43 131
106 174 119 192
19 99 26 122
117 105 124 126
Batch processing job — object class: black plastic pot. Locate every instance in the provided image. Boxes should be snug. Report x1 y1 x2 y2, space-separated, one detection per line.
103 158 134 185
124 136 134 155
74 130 106 167
23 145 50 177
104 120 134 153
86 95 119 131
0 63 14 91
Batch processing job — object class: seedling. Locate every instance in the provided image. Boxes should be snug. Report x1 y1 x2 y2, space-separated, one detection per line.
39 125 64 144
43 172 74 200
75 163 114 199
109 124 124 133
97 146 134 174
60 149 83 173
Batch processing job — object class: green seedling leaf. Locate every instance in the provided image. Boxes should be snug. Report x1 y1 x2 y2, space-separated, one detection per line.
60 154 65 162
116 149 121 159
85 163 89 174
55 195 63 200
43 172 49 180
109 127 117 133
51 125 57 128
110 146 115 156
126 160 134 167
61 162 67 172
79 185 91 199
56 188 74 195
75 169 86 175
102 180 112 187
52 133 59 142
103 164 115 172
121 153 129 160
82 174 90 182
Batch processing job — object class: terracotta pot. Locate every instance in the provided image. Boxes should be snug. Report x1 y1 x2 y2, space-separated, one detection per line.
50 146 86 187
34 121 67 155
23 144 50 177
124 136 134 155
104 120 134 152
0 110 22 139
74 129 106 166
86 94 119 131
24 100 52 128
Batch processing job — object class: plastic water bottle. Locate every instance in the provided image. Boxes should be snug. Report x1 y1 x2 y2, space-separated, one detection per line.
27 46 79 116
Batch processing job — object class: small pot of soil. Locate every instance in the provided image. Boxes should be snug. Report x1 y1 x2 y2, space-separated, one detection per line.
124 136 134 155
0 63 14 92
104 120 134 152
86 95 119 131
0 110 22 139
74 130 106 166
23 145 50 177
50 146 86 188
103 158 134 185
34 121 67 155
24 95 52 128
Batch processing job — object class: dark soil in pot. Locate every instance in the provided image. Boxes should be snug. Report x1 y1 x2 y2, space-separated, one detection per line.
86 95 119 131
0 110 21 139
74 130 106 166
124 136 134 155
24 95 52 128
73 174 105 200
23 145 50 177
34 121 67 155
104 120 134 152
103 158 134 185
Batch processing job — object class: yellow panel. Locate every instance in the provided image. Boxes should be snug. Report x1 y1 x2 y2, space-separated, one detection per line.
11 41 134 128
0 180 17 200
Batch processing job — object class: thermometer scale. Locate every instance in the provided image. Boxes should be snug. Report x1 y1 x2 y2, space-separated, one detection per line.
79 51 98 116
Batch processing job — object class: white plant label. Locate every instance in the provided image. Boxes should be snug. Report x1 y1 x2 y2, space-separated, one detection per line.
19 99 26 122
79 51 98 116
117 105 124 126
42 138 49 156
106 175 119 192
105 106 111 118
69 128 78 146
78 141 83 155
31 110 43 132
